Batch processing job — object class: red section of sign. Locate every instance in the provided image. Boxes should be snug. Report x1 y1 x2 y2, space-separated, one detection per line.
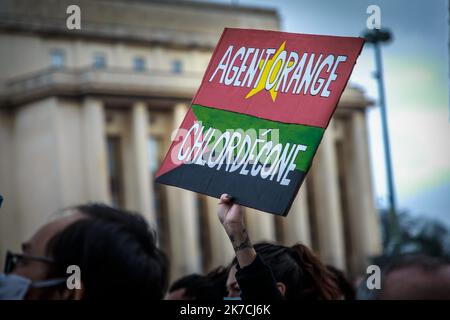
194 28 364 128
155 108 197 178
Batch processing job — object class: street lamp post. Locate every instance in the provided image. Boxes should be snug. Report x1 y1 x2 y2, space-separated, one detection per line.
363 29 400 251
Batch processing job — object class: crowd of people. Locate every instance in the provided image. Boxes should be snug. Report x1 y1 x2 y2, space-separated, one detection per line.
1 194 449 300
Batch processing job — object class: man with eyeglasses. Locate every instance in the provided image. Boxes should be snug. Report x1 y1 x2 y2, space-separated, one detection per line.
0 204 168 300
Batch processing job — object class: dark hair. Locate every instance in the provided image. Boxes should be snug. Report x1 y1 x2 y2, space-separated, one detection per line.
204 265 229 298
169 274 202 291
46 203 168 300
234 242 340 300
326 265 355 300
169 266 229 300
169 274 206 299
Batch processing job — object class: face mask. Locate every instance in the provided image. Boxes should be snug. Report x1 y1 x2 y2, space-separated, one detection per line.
223 296 242 300
0 273 66 300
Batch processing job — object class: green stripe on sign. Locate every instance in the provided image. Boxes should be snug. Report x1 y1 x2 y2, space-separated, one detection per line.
191 104 324 172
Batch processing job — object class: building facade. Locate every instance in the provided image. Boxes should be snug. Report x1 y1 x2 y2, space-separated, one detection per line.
0 0 381 281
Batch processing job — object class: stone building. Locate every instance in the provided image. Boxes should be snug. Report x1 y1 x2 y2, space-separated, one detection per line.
0 0 381 281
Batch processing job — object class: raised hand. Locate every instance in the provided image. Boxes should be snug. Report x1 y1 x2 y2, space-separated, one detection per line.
217 194 256 267
218 194 245 235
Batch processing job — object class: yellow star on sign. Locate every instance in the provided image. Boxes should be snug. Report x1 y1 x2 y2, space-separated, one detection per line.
245 41 293 102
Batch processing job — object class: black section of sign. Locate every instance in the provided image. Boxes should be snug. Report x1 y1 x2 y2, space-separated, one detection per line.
155 163 305 216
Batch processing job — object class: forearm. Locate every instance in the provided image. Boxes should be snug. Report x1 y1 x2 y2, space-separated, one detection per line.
217 193 256 268
227 226 256 268
216 194 282 300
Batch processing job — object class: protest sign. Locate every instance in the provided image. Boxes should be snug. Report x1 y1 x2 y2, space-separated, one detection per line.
155 28 364 216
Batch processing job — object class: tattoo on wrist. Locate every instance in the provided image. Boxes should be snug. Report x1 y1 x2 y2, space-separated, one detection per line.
228 227 246 243
229 229 251 251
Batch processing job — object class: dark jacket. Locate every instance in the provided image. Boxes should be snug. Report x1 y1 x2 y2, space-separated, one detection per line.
235 254 283 301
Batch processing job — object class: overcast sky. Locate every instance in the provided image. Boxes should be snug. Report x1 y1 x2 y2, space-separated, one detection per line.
206 0 449 224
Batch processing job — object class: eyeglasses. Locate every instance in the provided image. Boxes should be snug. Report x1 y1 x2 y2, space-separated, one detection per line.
4 250 55 274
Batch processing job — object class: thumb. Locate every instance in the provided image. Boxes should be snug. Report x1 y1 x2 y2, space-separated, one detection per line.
217 193 233 224
218 193 233 205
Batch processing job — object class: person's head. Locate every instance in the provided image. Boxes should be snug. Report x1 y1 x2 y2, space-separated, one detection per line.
226 242 340 300
2 203 168 300
166 274 206 300
166 266 229 300
377 254 450 300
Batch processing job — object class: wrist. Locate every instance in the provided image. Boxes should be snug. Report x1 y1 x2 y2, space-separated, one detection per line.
235 245 256 268
225 221 246 236
228 227 252 252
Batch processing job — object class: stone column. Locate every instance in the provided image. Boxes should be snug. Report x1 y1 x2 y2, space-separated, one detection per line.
344 111 382 275
12 98 85 243
0 109 20 268
245 208 276 243
310 121 346 270
204 196 235 268
82 97 110 203
130 101 156 224
281 182 311 247
165 103 202 280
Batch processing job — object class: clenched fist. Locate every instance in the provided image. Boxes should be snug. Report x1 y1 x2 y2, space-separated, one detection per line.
217 194 245 236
